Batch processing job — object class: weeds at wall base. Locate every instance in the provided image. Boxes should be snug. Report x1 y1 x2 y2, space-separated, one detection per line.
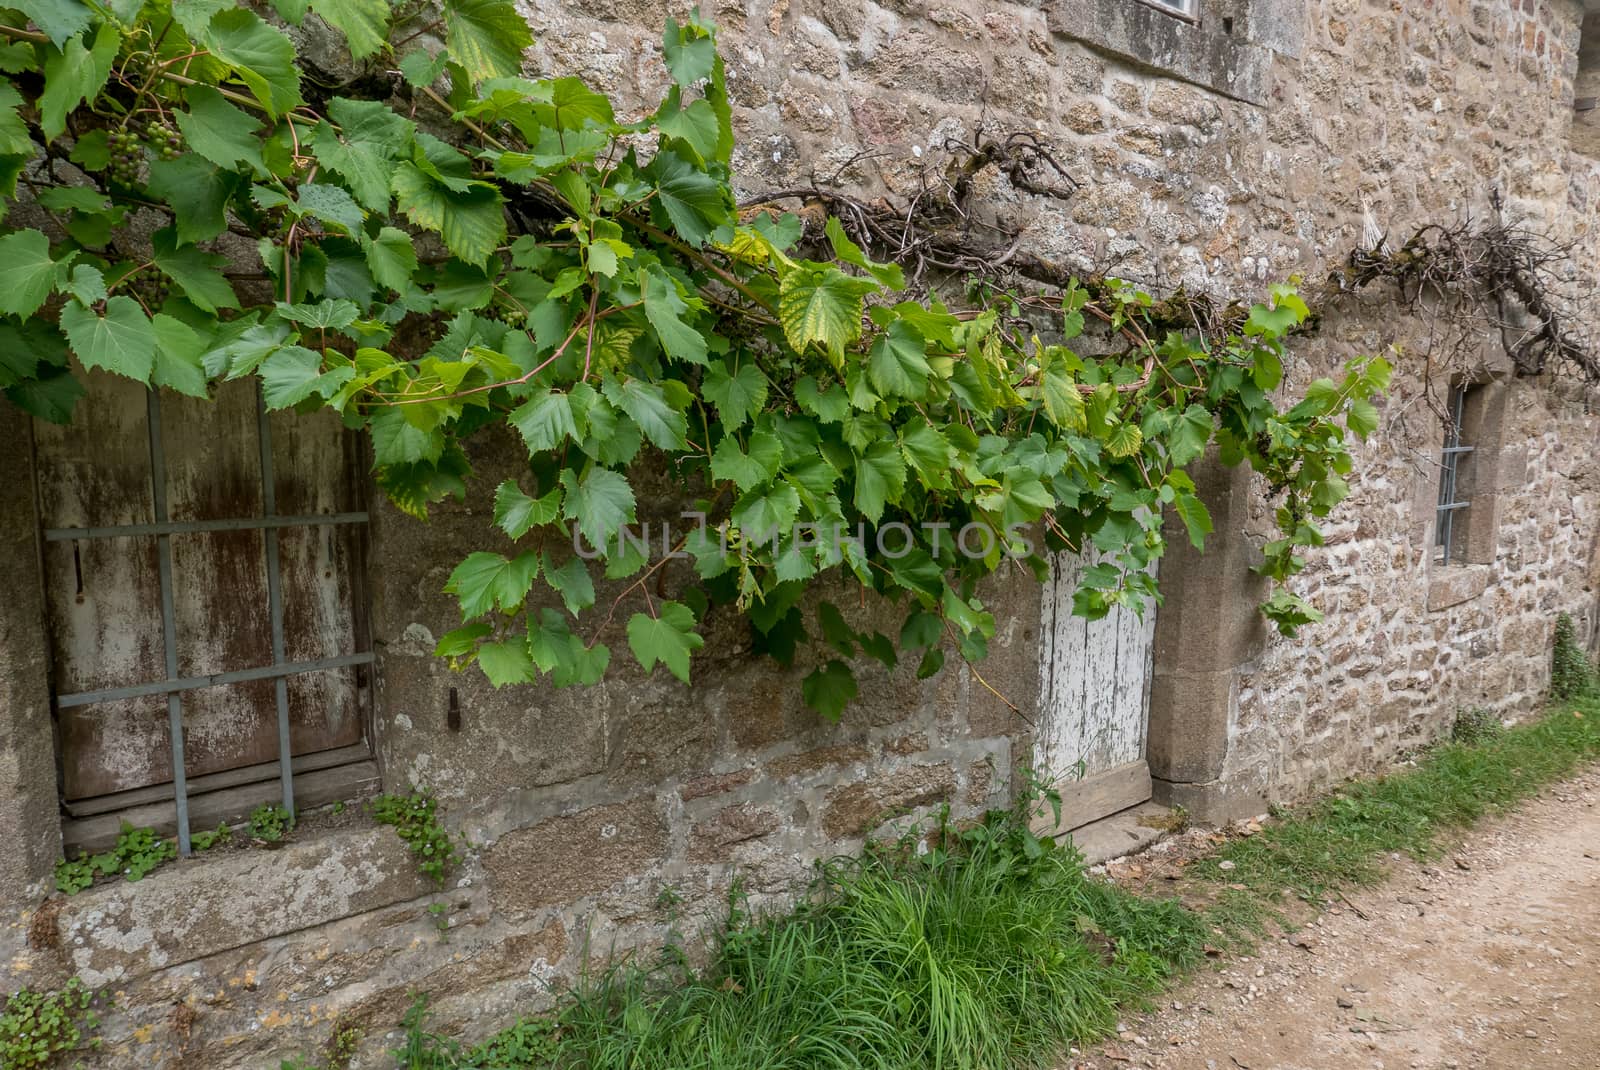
0 978 103 1070
339 692 1600 1070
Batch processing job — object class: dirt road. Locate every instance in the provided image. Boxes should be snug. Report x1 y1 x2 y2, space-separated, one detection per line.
1069 767 1600 1070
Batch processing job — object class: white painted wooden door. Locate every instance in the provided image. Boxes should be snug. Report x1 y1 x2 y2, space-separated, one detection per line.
1035 548 1158 830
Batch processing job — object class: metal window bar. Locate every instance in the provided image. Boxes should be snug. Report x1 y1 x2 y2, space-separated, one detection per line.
1435 386 1473 566
1139 0 1199 18
48 389 372 855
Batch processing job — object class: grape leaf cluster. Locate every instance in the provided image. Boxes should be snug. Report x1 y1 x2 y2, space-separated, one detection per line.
0 1 1387 719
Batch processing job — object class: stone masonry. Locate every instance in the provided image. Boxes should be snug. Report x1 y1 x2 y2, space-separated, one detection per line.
1 0 1598 1066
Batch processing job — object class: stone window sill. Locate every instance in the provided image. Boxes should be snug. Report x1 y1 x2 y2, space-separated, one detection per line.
1427 563 1491 612
52 825 429 988
1045 0 1274 105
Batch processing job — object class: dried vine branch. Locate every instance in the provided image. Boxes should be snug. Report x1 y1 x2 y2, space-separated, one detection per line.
747 135 1599 390
1334 205 1600 385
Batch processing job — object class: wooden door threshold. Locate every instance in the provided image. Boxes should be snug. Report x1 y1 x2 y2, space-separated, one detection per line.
1029 759 1152 837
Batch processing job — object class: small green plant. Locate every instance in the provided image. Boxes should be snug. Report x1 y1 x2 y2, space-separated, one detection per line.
459 1016 560 1068
1550 612 1597 700
427 901 451 941
369 793 460 885
279 1021 361 1070
54 823 178 894
327 1024 360 1069
0 979 102 1068
191 822 232 852
249 804 295 843
1451 706 1504 745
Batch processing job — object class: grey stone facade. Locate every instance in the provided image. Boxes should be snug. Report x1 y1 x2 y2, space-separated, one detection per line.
2 0 1599 1065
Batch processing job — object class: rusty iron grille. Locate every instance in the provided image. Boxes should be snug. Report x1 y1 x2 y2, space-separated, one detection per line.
1435 385 1473 566
43 384 373 855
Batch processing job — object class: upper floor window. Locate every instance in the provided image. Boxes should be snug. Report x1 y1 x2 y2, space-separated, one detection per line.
1142 0 1199 17
1575 14 1600 157
1435 385 1474 565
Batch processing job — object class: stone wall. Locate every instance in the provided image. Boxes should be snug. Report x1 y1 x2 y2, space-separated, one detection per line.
2 0 1600 1066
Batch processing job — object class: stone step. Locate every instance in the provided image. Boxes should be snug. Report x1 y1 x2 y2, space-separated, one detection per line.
1058 800 1178 867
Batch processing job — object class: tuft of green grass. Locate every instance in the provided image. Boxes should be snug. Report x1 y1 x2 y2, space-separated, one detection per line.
1550 612 1598 700
392 806 1209 1070
1193 699 1600 903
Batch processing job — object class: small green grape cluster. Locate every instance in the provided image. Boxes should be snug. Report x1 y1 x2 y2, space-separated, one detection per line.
105 128 144 184
145 121 184 161
125 264 170 306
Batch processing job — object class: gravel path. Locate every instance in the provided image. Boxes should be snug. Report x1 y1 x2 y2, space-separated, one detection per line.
1064 766 1600 1070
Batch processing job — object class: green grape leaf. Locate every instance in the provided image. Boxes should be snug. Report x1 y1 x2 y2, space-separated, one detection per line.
5 365 83 422
779 265 876 364
399 49 449 88
526 76 616 132
201 8 303 116
60 296 155 381
363 227 419 291
434 621 491 658
149 314 211 398
313 99 416 211
1172 486 1212 549
645 145 728 247
1040 364 1086 431
1166 403 1213 466
0 85 29 157
152 229 240 314
0 320 63 385
259 345 355 408
310 0 390 58
172 0 233 35
731 481 799 539
602 378 686 450
477 635 536 686
296 182 364 236
442 0 533 83
641 267 707 365
709 430 782 492
173 85 265 171
493 480 562 539
1346 397 1380 440
900 423 952 485
543 553 596 617
369 406 446 465
701 360 766 430
851 440 906 524
626 601 704 683
63 264 104 305
662 17 716 85
866 319 929 397
15 0 93 45
445 550 540 618
510 389 578 453
38 21 117 141
392 164 506 266
802 659 857 721
560 466 636 547
146 156 236 244
795 376 849 423
655 90 721 162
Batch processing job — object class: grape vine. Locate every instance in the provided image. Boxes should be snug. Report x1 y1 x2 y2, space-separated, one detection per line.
0 1 1386 718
